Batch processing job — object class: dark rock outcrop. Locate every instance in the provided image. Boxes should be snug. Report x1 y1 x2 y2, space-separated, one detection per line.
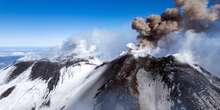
7 61 34 82
95 55 220 110
30 61 62 92
1 54 220 110
0 86 15 100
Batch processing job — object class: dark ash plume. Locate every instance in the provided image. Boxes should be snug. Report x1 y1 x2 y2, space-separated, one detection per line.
132 0 220 47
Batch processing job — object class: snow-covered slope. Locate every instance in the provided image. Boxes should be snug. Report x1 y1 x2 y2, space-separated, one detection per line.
0 52 220 110
0 31 220 110
94 55 220 110
2 0 220 109
0 56 104 110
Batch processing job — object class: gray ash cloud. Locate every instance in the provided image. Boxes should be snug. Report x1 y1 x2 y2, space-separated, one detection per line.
132 0 220 47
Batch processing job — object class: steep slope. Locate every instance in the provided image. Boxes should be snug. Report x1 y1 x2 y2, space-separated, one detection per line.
0 53 220 110
0 57 104 110
94 54 220 110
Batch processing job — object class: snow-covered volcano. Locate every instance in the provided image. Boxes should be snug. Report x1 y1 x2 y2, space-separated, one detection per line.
0 49 220 110
1 0 220 109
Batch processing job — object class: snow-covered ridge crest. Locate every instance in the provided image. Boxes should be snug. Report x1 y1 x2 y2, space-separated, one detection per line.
16 38 102 66
0 39 220 110
55 39 101 64
0 54 104 110
0 38 105 110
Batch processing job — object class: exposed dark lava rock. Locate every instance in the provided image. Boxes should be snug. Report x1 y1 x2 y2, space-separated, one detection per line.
5 58 96 94
40 99 51 108
95 55 139 110
31 107 36 110
30 61 62 92
0 86 15 100
7 61 34 82
2 54 220 110
29 59 95 92
95 55 220 110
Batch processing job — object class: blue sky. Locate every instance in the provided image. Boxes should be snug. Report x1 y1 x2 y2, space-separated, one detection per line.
0 0 174 47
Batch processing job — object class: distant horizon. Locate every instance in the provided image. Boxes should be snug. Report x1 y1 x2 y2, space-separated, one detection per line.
0 47 55 54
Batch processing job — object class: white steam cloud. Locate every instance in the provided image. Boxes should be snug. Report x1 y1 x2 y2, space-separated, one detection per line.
146 28 220 76
58 26 220 76
59 29 135 61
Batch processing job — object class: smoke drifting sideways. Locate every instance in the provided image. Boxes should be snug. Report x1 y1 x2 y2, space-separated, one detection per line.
132 0 220 75
59 29 135 61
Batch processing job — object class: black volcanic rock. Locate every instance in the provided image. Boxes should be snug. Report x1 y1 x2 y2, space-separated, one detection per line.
7 61 34 82
30 61 62 92
95 55 220 110
0 86 15 100
1 54 220 110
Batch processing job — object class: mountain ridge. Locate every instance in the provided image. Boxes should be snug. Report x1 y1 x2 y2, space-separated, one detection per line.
0 53 220 110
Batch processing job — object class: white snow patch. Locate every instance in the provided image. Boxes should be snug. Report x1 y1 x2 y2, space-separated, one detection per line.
136 69 172 110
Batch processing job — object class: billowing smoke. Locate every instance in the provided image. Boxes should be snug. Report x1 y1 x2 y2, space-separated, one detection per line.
132 0 220 47
131 0 220 75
